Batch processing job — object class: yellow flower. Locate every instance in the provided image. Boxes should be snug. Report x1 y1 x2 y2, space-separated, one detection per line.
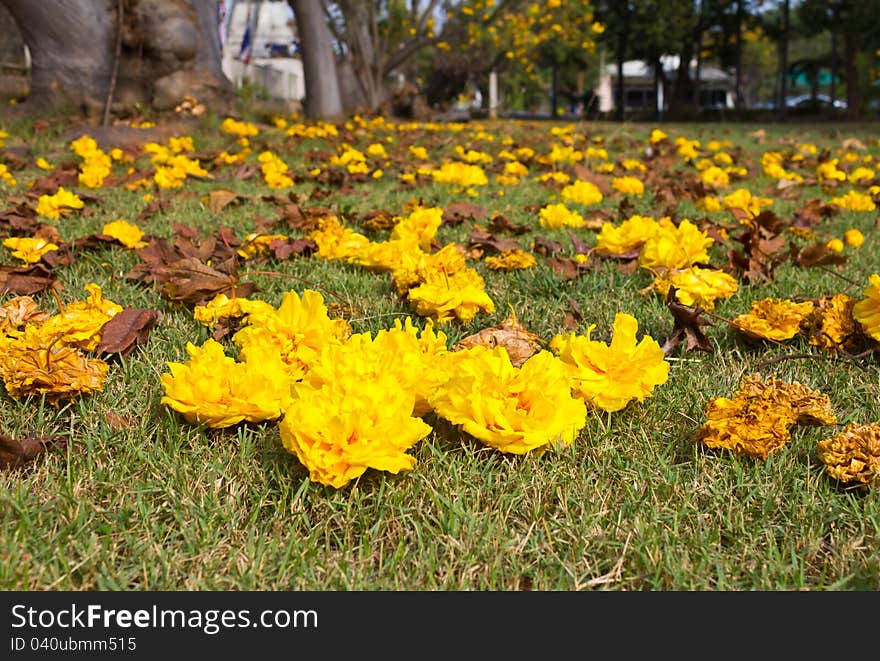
696 195 723 212
830 189 876 212
844 228 865 247
484 249 537 271
816 423 880 485
652 266 739 310
595 215 659 255
731 298 814 341
611 176 645 196
2 236 59 264
649 128 668 144
220 117 259 138
560 180 603 206
390 206 443 250
550 312 670 413
161 339 293 428
36 283 123 352
826 238 844 253
232 288 352 377
700 165 729 189
193 293 276 328
538 203 584 228
307 215 371 260
406 267 495 324
35 186 84 219
429 347 587 455
279 370 431 488
35 157 54 171
637 219 713 271
853 273 880 342
429 161 488 187
102 219 148 249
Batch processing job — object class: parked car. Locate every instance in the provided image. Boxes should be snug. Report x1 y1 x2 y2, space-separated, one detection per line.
785 94 847 110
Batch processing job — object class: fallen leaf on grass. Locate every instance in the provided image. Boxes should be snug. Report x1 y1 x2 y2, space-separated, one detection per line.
94 308 162 357
156 257 257 306
547 256 592 280
208 189 244 214
0 433 67 471
0 263 61 296
454 310 544 367
443 201 487 225
662 288 714 355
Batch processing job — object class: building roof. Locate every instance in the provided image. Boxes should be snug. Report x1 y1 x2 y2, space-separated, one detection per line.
605 56 731 84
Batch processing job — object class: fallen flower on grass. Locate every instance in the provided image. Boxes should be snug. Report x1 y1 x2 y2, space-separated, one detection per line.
160 339 293 428
279 371 432 488
731 298 815 342
2 236 59 264
101 219 148 249
852 273 880 342
429 346 587 455
695 373 836 459
35 186 84 219
550 312 669 413
0 325 109 405
816 423 880 486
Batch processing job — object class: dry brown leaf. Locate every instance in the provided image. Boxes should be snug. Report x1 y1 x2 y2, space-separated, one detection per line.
94 308 162 357
454 310 544 367
208 189 241 214
0 263 61 296
0 433 66 471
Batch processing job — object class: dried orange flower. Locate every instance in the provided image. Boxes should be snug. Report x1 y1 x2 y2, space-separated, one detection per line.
806 293 857 351
485 249 537 271
816 423 880 485
731 298 815 341
695 374 836 459
0 325 109 405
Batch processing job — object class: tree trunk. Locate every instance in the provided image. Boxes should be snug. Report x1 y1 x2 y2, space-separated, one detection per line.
0 0 234 116
844 33 861 119
289 0 343 119
778 0 788 119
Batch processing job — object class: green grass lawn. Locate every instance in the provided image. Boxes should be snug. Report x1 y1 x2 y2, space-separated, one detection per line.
1 107 878 590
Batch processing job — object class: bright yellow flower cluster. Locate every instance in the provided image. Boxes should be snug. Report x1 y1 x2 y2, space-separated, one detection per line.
829 189 876 212
102 219 147 249
611 176 645 196
853 273 880 342
70 134 113 189
35 186 84 219
538 202 584 228
145 137 211 189
651 266 739 310
429 347 587 455
560 179 603 206
0 162 15 186
429 161 489 188
220 117 259 138
722 188 773 219
550 312 670 412
695 374 836 459
258 150 294 189
637 219 713 271
2 237 59 264
594 215 659 255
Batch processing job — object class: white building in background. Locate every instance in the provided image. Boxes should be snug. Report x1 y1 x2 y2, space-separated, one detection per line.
596 55 733 115
220 0 305 104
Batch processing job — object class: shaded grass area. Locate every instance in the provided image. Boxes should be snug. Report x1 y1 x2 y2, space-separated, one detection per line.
0 110 878 590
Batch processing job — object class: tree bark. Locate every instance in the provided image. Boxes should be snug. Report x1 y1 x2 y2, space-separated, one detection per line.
289 0 343 119
0 0 234 116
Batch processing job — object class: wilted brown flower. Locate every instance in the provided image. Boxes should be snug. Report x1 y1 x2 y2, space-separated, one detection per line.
816 423 880 485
